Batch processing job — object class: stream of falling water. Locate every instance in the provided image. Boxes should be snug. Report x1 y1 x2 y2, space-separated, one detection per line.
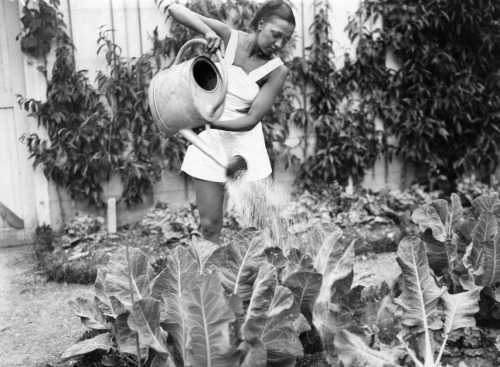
225 176 332 258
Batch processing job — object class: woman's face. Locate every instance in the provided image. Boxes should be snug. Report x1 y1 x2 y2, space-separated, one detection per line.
257 16 295 55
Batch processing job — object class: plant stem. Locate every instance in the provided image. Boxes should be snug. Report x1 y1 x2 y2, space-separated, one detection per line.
125 243 142 367
435 333 449 366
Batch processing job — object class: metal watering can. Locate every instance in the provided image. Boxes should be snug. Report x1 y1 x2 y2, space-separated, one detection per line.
149 38 247 178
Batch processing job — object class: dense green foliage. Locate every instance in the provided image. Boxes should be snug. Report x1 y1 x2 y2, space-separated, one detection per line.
18 44 114 206
95 29 187 206
62 188 500 366
18 0 500 205
294 0 381 187
17 0 70 59
17 0 187 207
342 0 500 184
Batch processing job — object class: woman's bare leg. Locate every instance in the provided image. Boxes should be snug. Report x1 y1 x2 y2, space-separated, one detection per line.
193 178 225 244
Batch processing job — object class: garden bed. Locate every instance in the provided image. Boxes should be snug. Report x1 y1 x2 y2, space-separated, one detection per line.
27 181 500 367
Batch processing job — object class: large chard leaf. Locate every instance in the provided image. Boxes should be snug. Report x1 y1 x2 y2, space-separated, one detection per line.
472 193 500 216
441 287 480 333
239 316 267 367
264 247 288 268
95 268 126 316
68 297 107 330
144 350 176 367
128 299 170 355
395 237 446 365
258 286 304 366
95 267 110 308
465 212 498 289
115 312 148 357
188 236 219 274
420 229 449 276
313 226 343 275
181 273 240 367
334 329 402 367
152 245 198 362
466 194 500 292
207 228 267 302
435 286 481 366
283 271 322 326
471 211 497 245
413 195 463 275
312 232 355 364
474 232 500 301
245 262 277 322
61 332 114 361
395 237 445 332
280 248 314 281
412 202 447 242
105 248 156 308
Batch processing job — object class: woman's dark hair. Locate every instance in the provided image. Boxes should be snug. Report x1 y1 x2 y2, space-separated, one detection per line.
250 0 295 31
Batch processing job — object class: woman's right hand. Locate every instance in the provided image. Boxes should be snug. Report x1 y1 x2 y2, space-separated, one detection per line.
204 30 222 54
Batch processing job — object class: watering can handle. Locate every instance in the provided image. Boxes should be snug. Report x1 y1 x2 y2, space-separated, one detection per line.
174 38 228 118
173 39 230 171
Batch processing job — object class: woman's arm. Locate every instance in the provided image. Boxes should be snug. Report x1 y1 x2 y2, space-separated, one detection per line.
211 65 289 132
167 4 231 51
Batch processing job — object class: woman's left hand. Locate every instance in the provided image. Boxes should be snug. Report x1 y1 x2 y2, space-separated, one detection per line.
204 30 222 53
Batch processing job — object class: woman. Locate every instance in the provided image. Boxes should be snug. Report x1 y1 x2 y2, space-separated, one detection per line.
168 0 295 244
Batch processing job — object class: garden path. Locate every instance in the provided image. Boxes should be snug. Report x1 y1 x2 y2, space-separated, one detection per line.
0 245 93 367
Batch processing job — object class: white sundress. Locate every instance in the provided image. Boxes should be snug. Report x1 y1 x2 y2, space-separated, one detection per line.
181 29 284 182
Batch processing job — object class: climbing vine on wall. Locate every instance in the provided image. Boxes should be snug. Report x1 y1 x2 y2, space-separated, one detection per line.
17 0 70 59
18 45 113 206
95 29 187 206
293 0 381 188
342 0 500 185
17 0 184 207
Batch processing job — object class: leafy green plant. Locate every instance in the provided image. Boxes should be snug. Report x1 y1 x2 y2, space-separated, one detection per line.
293 0 381 187
61 212 106 247
95 29 186 206
394 236 480 367
63 229 310 366
377 191 500 366
34 224 55 270
311 228 407 366
411 192 500 300
17 0 70 59
309 192 498 367
18 27 186 207
342 0 500 185
140 202 201 245
18 44 114 206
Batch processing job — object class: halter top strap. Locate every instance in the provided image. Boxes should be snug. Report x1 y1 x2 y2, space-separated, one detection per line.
248 57 284 82
224 29 238 65
224 29 284 82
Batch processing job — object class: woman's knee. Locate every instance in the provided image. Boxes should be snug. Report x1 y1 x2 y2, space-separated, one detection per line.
199 216 223 236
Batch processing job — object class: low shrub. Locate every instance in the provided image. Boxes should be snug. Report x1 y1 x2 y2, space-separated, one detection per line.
34 224 54 267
